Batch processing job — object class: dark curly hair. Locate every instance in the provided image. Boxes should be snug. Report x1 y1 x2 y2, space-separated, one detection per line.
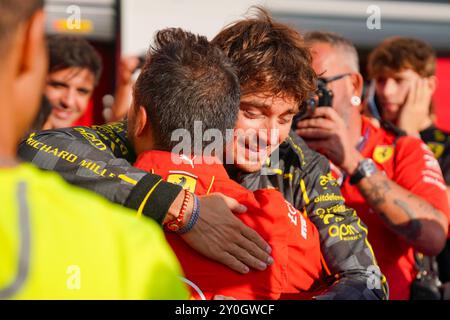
368 37 436 79
212 6 316 107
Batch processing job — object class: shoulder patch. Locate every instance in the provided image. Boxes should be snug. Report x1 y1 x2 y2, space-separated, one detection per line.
373 145 394 164
167 171 197 193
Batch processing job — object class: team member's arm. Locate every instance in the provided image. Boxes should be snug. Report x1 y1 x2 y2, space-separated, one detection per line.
18 124 273 274
297 107 449 256
293 140 388 300
109 56 140 122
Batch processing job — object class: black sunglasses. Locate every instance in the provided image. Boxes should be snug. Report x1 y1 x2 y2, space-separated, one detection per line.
318 73 352 84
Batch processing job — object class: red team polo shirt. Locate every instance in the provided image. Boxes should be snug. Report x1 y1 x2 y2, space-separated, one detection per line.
331 116 450 300
135 150 323 300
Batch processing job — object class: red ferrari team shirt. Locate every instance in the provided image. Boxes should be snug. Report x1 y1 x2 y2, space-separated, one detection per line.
135 150 323 300
332 117 450 300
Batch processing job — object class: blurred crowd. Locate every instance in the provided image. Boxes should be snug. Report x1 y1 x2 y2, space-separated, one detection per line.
1 0 450 300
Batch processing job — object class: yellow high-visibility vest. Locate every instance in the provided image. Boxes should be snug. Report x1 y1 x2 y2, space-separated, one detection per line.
0 164 188 299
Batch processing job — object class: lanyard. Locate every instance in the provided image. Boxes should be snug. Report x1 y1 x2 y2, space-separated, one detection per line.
357 127 370 152
336 127 370 186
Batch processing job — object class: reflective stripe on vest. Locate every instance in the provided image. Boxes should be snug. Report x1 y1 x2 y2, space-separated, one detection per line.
0 182 31 299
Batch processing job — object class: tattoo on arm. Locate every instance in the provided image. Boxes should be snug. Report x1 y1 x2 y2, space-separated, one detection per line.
413 193 448 226
359 179 391 207
391 199 422 241
360 177 423 241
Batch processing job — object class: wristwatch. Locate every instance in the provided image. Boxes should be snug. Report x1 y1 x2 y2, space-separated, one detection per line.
349 158 377 185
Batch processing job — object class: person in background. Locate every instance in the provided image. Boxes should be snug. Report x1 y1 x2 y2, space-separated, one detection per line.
0 0 187 299
366 36 450 285
293 30 449 299
43 35 102 129
107 55 142 122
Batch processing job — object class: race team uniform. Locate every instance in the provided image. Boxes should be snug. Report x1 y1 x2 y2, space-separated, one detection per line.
18 122 388 300
0 164 188 299
420 125 450 283
135 151 323 299
330 117 450 300
421 125 450 185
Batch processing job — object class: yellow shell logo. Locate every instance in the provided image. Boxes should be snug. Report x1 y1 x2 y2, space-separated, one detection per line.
373 145 394 164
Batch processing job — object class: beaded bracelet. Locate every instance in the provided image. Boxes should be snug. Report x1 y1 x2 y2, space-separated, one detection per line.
177 194 200 234
166 189 191 232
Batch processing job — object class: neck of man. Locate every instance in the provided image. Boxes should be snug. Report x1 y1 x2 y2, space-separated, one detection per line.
133 135 156 158
0 76 19 167
348 109 363 148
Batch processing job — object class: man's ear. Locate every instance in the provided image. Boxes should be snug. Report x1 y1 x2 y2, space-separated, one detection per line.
135 106 149 137
16 9 46 77
350 72 364 98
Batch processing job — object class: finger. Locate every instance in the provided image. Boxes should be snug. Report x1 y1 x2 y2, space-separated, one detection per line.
419 78 432 103
227 243 269 271
217 251 250 274
239 222 273 255
411 78 420 105
215 193 247 213
303 140 328 153
237 234 273 270
413 78 424 103
311 107 342 122
296 128 334 139
296 117 335 130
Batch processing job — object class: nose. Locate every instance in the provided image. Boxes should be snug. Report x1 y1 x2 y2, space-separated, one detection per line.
61 87 77 109
262 119 282 147
379 78 397 100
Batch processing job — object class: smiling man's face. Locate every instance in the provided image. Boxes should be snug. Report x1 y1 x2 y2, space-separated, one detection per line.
231 92 297 173
45 67 95 129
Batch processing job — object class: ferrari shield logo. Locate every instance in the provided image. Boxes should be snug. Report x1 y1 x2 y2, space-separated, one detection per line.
373 145 394 164
167 171 197 193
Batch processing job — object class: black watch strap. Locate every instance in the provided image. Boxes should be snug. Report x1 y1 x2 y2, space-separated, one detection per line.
349 158 377 185
349 169 365 185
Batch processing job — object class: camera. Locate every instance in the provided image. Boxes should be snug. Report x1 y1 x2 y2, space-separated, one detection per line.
292 78 334 128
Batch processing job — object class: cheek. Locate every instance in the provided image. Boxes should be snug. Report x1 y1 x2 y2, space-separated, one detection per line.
44 87 61 105
235 115 260 131
75 93 91 111
398 83 410 101
278 125 291 142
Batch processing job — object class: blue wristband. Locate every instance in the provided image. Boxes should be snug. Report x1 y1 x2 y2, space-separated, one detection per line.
177 194 200 234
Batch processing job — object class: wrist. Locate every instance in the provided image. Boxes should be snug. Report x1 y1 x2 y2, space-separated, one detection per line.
164 189 194 228
349 158 378 185
399 123 420 136
341 149 364 175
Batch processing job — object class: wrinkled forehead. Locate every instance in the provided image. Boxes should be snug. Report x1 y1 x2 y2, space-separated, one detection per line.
240 91 298 113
